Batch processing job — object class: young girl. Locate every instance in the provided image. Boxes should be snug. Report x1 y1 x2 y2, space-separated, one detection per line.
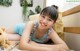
6 5 70 51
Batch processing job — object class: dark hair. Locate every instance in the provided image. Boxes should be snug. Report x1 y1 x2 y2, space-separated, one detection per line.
40 5 58 22
52 5 58 10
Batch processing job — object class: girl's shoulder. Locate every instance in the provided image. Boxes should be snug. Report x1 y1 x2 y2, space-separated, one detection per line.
48 28 53 33
48 28 55 36
25 20 38 28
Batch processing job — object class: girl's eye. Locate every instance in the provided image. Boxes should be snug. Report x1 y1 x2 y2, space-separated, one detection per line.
48 19 52 21
42 15 45 18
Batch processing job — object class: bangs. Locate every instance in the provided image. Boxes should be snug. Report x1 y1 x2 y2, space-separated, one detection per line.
41 11 51 18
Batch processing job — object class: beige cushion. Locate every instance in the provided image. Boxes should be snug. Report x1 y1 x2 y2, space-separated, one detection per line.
29 13 64 39
53 12 64 39
29 14 40 21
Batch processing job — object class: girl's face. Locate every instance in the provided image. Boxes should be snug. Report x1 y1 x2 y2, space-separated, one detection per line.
38 14 55 30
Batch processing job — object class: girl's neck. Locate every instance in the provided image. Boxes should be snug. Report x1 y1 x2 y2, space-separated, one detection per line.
35 27 47 39
37 27 48 34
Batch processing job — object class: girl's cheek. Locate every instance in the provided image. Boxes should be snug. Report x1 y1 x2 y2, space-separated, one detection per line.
39 18 43 21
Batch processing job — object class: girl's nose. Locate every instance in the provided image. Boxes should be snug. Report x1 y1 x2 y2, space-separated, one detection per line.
43 19 47 24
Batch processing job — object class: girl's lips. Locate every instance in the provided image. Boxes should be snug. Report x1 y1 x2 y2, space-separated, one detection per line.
40 22 47 27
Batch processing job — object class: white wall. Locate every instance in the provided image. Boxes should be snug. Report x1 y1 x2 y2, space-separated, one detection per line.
62 1 80 12
46 0 80 12
46 0 64 12
0 0 44 29
0 0 22 29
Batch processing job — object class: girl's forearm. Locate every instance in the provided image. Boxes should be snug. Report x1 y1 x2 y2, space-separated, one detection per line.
19 42 51 51
30 41 55 48
30 41 70 51
39 44 70 51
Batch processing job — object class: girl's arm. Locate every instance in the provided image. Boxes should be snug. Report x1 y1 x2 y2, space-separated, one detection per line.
49 29 70 51
29 28 70 51
19 21 52 51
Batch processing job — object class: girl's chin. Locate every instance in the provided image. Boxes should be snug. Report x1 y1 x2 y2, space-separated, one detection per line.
38 26 45 29
38 26 48 30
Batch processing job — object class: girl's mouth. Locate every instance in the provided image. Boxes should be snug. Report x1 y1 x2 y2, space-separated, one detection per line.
40 22 47 27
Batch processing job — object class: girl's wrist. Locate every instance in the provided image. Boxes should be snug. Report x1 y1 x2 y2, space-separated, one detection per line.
45 48 53 51
51 45 60 51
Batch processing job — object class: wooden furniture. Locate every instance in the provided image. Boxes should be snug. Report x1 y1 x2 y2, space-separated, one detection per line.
62 5 80 34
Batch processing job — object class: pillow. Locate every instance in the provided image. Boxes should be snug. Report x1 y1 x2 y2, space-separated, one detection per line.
29 13 64 40
53 12 64 40
29 14 39 21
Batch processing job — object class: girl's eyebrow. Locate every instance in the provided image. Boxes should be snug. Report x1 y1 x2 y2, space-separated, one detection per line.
49 18 52 21
48 17 53 20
